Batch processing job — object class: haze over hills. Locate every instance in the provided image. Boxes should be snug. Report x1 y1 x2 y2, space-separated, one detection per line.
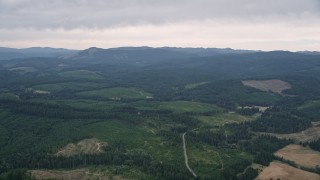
2 46 256 61
2 46 319 61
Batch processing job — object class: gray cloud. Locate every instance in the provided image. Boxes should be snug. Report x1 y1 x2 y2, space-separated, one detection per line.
0 0 319 29
1 19 319 51
0 0 319 51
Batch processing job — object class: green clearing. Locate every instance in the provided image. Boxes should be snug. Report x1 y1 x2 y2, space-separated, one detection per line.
298 100 320 110
78 87 153 100
9 67 37 74
159 101 222 113
80 120 184 164
80 120 151 148
129 101 159 111
297 100 320 119
59 70 104 80
185 82 209 89
0 92 19 100
188 143 253 178
198 113 258 126
33 82 108 93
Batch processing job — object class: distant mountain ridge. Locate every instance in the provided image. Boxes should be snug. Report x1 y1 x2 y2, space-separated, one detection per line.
0 47 78 60
66 47 194 65
71 46 320 60
160 47 257 56
76 46 257 56
65 46 259 64
1 46 319 61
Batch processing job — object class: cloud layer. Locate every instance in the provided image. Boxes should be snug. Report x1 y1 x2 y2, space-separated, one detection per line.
0 0 319 50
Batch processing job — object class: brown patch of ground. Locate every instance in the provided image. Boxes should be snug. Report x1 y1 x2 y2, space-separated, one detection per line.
275 144 320 169
256 161 320 180
242 79 291 94
55 138 107 157
261 125 320 142
30 168 125 180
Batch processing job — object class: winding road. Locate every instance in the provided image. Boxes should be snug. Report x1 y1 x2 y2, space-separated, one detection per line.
182 132 198 178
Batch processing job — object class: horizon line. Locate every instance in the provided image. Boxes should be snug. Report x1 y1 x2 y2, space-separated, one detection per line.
1 46 319 53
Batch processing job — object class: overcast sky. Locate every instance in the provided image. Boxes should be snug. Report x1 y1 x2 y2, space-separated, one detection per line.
0 0 320 51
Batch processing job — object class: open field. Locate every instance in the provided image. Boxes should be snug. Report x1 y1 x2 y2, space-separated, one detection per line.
298 100 320 110
78 87 153 100
242 79 291 94
185 82 209 89
59 70 104 80
297 100 320 120
56 138 107 157
261 125 320 142
198 113 257 126
159 101 222 113
256 161 320 180
275 144 320 169
128 100 159 111
0 92 19 100
33 82 107 93
9 66 37 74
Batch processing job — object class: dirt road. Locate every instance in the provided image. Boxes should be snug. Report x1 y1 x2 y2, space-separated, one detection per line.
182 132 197 178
